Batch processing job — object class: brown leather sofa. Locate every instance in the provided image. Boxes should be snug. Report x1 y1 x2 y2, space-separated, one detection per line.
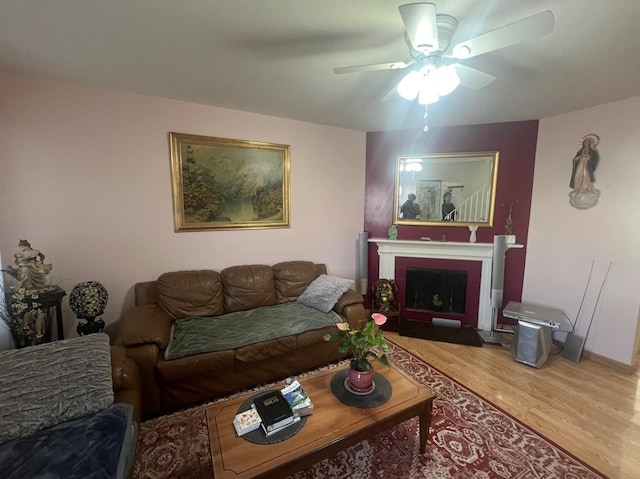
115 261 366 418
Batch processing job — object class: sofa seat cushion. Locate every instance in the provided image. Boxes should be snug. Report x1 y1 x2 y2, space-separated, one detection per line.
0 403 137 479
235 335 298 362
156 348 235 383
296 325 338 348
164 301 340 360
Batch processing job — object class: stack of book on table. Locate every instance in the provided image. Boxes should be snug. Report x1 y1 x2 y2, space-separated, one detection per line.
233 380 314 437
281 379 313 417
232 406 262 436
254 390 300 436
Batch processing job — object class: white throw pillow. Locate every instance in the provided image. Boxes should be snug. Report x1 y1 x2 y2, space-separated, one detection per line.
297 274 354 313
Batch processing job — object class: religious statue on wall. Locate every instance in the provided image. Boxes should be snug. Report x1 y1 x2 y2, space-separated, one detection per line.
569 134 601 210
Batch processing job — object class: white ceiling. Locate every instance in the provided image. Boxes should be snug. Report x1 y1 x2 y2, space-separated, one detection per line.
2 0 640 132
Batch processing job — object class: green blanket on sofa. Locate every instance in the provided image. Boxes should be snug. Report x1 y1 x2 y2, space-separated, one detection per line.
164 301 341 360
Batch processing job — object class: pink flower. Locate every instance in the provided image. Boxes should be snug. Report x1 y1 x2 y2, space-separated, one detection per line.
372 313 387 326
336 322 350 331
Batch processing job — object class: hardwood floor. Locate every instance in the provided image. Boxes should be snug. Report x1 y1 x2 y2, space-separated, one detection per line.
387 331 640 479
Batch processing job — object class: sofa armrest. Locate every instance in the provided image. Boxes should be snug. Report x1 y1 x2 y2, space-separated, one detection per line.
115 304 173 351
333 289 364 314
335 289 367 330
115 304 170 419
111 345 142 424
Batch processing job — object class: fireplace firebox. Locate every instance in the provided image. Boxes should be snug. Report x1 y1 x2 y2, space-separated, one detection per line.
405 268 467 314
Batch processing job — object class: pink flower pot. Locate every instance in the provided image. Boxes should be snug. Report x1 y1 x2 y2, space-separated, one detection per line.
348 368 374 392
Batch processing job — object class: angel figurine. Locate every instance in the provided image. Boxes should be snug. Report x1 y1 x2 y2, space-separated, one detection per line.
468 225 478 243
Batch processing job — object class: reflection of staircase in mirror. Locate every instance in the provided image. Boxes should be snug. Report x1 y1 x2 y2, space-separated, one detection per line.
444 183 490 222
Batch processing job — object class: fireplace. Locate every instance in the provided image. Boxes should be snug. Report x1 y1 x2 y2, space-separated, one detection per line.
370 239 522 330
396 256 480 326
405 268 467 314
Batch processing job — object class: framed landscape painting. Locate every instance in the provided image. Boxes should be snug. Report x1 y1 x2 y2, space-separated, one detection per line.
169 132 290 231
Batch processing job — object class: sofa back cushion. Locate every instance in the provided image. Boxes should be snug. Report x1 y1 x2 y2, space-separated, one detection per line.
273 261 325 303
157 270 223 319
0 334 114 445
222 264 276 313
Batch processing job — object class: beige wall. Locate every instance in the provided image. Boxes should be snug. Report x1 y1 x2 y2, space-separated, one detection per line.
526 96 640 365
3 69 638 365
0 71 366 340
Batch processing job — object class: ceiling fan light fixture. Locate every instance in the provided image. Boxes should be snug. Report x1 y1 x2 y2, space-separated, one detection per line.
418 82 439 105
399 3 439 53
433 65 460 96
397 69 422 100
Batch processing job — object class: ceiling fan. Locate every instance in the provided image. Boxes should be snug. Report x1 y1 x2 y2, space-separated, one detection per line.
334 3 554 128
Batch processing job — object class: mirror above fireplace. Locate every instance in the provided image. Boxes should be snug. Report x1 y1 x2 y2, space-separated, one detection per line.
394 151 499 227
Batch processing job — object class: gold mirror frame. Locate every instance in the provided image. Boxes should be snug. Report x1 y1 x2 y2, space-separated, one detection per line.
394 151 499 227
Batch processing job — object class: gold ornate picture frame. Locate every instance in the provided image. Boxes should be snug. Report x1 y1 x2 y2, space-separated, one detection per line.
169 132 290 231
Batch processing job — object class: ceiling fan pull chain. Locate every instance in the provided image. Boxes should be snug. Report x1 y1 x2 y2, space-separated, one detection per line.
423 105 429 132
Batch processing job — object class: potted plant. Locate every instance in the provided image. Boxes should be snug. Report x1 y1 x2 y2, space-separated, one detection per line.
324 313 391 392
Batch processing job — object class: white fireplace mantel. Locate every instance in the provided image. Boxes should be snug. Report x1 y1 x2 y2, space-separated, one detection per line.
369 239 522 331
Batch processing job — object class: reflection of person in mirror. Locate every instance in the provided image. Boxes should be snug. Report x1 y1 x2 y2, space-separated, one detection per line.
400 193 421 219
442 191 456 221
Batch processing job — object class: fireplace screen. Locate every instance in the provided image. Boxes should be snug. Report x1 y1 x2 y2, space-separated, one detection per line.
405 268 467 313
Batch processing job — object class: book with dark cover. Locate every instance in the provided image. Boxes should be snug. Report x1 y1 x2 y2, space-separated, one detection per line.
253 390 294 432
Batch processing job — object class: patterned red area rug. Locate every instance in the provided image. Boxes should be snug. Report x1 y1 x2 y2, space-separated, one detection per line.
132 341 607 479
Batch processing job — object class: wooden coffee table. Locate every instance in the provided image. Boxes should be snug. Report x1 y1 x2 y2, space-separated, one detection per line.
206 365 435 479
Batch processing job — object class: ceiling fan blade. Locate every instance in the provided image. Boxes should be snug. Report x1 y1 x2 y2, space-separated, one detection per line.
452 10 554 59
382 82 402 102
333 60 414 75
454 64 496 90
398 2 439 54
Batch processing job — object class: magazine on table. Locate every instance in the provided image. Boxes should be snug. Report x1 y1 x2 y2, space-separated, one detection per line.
281 379 314 416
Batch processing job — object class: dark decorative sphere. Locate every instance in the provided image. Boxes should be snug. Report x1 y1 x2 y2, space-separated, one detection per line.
69 281 108 320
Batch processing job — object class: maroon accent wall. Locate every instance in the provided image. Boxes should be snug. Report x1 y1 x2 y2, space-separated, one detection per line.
364 120 539 324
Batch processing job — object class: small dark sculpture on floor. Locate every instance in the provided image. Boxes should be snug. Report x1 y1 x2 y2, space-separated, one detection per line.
372 279 399 315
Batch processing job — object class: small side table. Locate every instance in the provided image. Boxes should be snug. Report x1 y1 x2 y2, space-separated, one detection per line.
5 286 67 346
37 286 67 340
